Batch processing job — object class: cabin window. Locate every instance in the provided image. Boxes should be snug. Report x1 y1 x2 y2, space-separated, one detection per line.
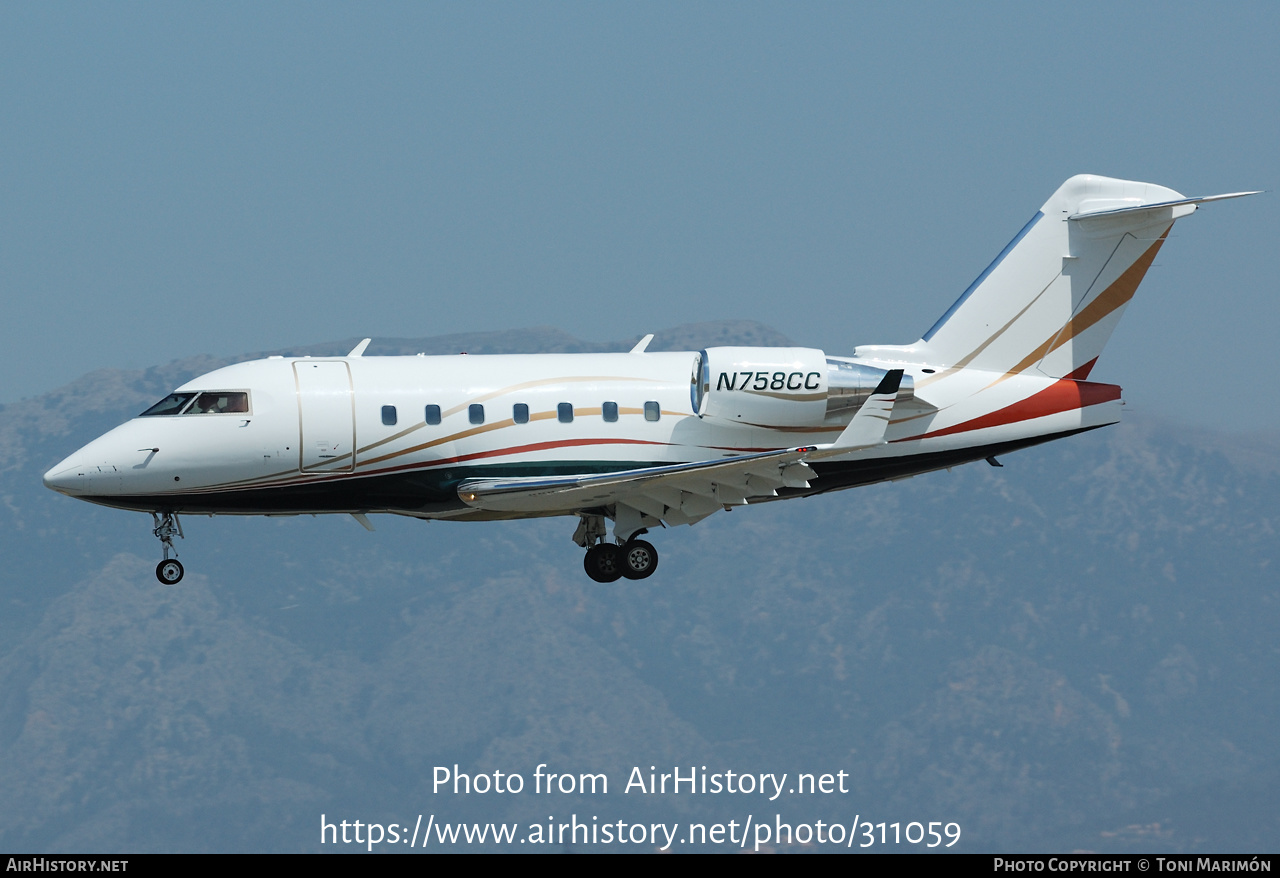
425 405 441 425
382 405 397 426
602 401 618 422
469 404 485 425
644 401 661 421
513 403 529 424
557 403 574 423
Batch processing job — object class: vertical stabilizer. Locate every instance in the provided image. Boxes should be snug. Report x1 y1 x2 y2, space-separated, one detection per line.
897 176 1213 380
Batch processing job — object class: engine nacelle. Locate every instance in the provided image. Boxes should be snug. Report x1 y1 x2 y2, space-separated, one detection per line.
693 347 829 427
691 348 916 428
825 358 915 414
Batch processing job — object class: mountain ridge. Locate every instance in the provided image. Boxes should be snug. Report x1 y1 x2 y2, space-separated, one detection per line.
1 321 1275 852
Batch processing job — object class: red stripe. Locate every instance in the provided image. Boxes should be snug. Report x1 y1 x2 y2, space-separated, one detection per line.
1064 357 1099 380
177 437 675 494
903 379 1121 442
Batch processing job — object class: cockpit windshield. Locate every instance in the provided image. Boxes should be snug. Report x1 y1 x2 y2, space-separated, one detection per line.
140 393 196 416
139 391 249 416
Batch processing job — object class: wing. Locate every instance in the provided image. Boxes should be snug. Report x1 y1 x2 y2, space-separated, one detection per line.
457 371 904 539
460 445 819 521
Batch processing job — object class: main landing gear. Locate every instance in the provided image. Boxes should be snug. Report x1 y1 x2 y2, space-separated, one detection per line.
574 514 659 583
583 539 659 582
151 511 185 585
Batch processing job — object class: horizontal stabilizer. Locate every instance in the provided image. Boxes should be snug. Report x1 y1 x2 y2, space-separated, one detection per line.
1070 190 1261 221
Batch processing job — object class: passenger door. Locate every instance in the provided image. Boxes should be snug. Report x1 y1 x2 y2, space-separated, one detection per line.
293 361 356 473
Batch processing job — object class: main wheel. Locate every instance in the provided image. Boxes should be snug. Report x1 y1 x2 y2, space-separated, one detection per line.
584 544 623 583
156 559 184 585
620 539 658 580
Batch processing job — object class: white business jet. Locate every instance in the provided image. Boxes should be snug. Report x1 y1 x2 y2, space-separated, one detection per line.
44 175 1257 585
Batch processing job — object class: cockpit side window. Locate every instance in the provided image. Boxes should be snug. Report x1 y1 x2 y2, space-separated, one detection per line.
140 393 197 416
191 391 250 414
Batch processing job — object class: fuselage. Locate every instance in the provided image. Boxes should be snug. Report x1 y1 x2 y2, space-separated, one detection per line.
42 347 1121 520
38 175 1252 585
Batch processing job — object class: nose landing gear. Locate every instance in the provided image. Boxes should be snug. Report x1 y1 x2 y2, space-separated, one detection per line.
156 558 184 585
151 511 185 585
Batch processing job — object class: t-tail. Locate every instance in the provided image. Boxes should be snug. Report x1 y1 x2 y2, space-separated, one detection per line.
859 175 1258 382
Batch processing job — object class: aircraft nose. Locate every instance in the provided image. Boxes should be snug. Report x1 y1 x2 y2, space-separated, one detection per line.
43 461 100 495
43 443 127 495
44 463 79 494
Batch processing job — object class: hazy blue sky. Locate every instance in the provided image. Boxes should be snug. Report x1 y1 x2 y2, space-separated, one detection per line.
2 3 1276 428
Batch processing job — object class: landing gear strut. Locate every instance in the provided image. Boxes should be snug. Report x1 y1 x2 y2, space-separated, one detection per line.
573 513 659 583
151 511 185 585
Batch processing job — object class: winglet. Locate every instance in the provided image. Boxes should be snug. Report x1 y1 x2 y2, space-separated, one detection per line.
347 338 372 357
830 369 903 450
629 334 655 354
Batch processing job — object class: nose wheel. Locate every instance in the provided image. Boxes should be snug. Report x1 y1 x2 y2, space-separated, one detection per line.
156 558 185 585
151 511 185 585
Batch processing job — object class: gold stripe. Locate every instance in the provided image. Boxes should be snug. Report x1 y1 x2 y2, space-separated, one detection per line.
742 389 827 402
984 228 1169 389
918 226 1169 390
358 407 688 470
915 273 1061 388
1039 229 1168 360
359 418 517 467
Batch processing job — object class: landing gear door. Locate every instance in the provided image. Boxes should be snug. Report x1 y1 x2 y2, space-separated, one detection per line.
294 361 356 473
